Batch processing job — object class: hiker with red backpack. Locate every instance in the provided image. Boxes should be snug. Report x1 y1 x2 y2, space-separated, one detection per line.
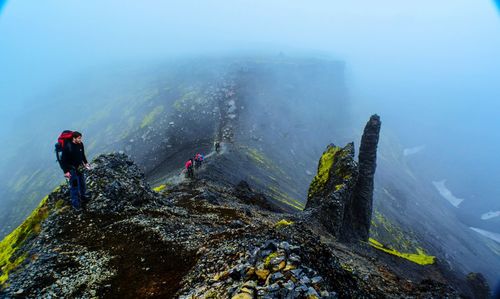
55 131 90 211
185 158 194 179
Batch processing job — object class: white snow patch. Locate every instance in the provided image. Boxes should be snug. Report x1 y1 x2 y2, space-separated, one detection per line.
481 211 500 220
432 180 464 207
470 227 500 244
403 145 426 156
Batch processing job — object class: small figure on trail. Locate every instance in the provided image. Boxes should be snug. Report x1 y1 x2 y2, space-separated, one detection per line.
194 153 204 169
214 141 221 153
58 131 91 212
185 158 194 179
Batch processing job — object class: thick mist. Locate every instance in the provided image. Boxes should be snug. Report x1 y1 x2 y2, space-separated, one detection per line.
1 1 499 239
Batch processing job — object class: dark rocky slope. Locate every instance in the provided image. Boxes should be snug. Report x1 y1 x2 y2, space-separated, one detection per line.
0 116 490 298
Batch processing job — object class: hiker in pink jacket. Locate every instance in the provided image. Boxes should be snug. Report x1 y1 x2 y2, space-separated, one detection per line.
185 159 194 179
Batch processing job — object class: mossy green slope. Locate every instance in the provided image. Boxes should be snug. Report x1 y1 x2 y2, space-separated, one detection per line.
0 196 50 285
307 145 340 199
369 210 435 265
369 238 435 265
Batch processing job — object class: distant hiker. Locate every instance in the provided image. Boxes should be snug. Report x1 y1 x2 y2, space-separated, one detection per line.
194 153 204 169
60 131 91 211
185 158 194 179
214 141 220 153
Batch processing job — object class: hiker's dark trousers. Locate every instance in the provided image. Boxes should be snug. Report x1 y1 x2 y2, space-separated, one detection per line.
69 169 86 209
186 168 194 179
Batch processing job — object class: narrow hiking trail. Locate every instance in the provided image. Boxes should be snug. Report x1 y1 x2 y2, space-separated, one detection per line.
152 76 238 187
163 144 227 186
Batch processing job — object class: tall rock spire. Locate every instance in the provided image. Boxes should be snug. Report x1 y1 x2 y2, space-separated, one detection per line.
304 114 381 243
341 114 381 242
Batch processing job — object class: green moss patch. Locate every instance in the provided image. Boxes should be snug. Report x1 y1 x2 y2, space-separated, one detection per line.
140 105 164 128
247 148 268 166
369 238 435 265
268 185 304 211
54 199 65 210
335 184 344 191
308 146 340 198
242 147 302 210
0 196 50 285
371 211 418 253
153 184 167 192
264 252 279 268
274 219 294 229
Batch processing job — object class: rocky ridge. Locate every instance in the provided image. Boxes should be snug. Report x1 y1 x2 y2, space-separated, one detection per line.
0 116 487 298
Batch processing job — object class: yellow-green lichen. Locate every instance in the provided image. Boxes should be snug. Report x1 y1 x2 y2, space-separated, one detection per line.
153 184 167 192
274 219 294 229
54 199 65 210
368 238 435 265
244 147 288 178
247 148 267 165
140 105 164 128
204 290 219 299
308 146 340 198
268 185 305 211
0 196 50 285
264 252 279 268
341 263 353 272
371 211 417 252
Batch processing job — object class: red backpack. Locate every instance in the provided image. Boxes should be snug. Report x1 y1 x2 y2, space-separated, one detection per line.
55 130 73 170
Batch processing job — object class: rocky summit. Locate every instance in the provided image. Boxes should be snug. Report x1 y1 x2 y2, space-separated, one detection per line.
0 114 490 298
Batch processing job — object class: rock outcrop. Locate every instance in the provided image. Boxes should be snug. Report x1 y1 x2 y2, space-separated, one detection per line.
304 143 358 238
305 114 381 243
342 114 381 242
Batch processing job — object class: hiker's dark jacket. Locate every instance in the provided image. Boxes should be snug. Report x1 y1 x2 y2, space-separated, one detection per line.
61 142 88 173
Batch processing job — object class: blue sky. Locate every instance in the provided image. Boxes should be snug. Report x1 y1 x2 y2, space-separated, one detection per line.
0 1 6 14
